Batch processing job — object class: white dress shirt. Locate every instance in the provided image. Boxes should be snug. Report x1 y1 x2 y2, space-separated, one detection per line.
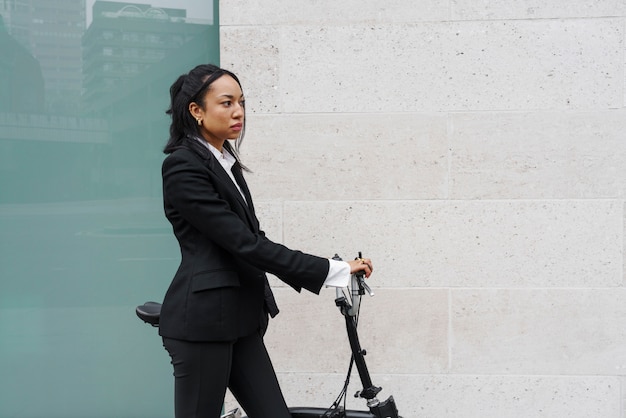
196 137 351 288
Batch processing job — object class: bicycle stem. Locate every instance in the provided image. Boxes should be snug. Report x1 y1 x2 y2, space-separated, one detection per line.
336 292 402 417
335 293 381 403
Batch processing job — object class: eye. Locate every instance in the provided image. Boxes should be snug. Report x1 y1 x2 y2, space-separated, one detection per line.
222 100 232 107
239 100 246 108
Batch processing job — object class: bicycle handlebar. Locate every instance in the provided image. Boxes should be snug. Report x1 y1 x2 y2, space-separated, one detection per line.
332 253 374 318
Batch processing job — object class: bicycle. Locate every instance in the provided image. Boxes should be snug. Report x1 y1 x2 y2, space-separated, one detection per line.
136 253 402 418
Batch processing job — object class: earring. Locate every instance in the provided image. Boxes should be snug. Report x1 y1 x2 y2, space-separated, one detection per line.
196 118 202 125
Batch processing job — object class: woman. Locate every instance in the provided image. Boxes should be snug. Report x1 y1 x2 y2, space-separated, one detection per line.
159 63 373 418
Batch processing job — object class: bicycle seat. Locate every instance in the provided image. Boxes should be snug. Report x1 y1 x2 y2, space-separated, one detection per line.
136 301 162 327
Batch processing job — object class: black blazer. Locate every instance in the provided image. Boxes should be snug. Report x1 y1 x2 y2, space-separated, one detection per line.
158 138 328 342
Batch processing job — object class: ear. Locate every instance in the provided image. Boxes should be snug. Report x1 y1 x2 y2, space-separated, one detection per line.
188 102 202 120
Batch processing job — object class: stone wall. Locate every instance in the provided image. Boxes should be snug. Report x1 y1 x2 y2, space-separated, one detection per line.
220 1 626 416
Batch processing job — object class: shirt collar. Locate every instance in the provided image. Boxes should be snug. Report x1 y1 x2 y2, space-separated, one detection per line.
194 137 236 169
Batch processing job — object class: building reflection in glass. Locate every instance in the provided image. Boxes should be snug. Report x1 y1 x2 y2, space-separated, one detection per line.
0 0 217 203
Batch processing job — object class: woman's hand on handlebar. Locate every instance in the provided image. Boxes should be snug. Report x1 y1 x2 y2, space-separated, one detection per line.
347 257 373 278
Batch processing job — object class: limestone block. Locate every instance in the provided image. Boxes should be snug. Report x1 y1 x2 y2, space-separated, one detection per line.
278 19 622 112
451 288 626 375
219 0 448 25
409 375 620 418
449 110 626 199
239 113 448 201
281 200 623 288
263 288 449 374
451 0 626 20
622 376 626 418
254 201 283 236
220 27 281 113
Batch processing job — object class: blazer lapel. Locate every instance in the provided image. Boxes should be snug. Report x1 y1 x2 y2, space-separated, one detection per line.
201 150 259 231
231 162 255 214
231 163 260 232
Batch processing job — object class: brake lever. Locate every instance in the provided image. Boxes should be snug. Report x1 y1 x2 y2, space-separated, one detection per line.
355 252 374 297
358 274 374 297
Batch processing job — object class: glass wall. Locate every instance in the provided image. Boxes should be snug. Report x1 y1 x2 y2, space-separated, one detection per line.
0 1 219 416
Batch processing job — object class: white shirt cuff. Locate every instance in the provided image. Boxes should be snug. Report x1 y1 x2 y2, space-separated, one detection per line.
323 259 351 288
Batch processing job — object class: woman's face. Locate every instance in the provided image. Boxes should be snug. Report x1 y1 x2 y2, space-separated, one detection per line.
190 74 245 149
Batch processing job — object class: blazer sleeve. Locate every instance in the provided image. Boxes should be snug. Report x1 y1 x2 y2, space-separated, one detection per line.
162 150 328 294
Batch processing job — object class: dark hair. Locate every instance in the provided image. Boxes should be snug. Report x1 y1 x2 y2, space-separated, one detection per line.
163 64 247 166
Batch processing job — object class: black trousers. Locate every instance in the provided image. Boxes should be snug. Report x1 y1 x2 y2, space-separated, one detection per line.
163 332 291 418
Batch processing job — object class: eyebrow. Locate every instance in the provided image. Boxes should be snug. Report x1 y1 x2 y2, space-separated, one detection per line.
218 94 244 99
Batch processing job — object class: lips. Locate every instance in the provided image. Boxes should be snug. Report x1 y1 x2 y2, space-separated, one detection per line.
231 123 243 131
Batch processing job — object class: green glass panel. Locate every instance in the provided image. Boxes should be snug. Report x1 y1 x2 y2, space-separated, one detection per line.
0 1 219 416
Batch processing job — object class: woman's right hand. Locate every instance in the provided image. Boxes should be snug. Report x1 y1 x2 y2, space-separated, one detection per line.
347 257 373 278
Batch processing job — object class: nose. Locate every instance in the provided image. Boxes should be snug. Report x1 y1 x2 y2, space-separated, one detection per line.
233 102 244 118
